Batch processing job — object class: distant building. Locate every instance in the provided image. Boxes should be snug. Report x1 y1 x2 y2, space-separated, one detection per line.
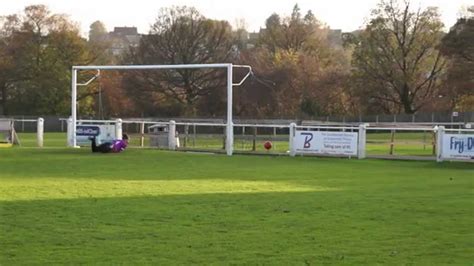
240 28 344 50
327 29 343 48
247 31 261 49
107 27 142 56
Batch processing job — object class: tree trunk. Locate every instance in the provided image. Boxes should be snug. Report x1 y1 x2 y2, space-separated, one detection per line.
401 84 414 114
402 100 414 114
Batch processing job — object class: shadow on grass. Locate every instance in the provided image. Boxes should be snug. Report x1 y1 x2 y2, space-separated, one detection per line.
1 148 472 184
433 161 474 169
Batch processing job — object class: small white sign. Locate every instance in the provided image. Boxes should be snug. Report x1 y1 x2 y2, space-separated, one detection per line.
442 134 474 160
452 112 459 117
294 131 358 156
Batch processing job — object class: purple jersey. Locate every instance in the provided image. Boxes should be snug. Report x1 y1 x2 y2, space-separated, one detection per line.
111 139 127 152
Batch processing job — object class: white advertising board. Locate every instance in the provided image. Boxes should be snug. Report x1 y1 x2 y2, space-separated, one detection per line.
442 134 474 160
294 130 358 156
76 124 116 146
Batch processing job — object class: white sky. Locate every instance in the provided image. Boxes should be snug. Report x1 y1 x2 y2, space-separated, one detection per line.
1 0 472 36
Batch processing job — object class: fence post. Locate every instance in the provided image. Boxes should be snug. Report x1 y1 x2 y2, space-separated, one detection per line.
389 130 396 155
140 122 145 147
192 124 196 147
357 124 366 159
422 130 427 151
289 123 296 157
436 126 444 162
222 126 227 150
252 126 257 151
242 126 245 150
184 125 189 148
67 117 73 147
115 118 123 140
168 120 176 150
37 117 44 148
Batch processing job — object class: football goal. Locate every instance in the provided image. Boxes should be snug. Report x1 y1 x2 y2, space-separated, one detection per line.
0 119 18 147
70 63 252 155
0 118 45 148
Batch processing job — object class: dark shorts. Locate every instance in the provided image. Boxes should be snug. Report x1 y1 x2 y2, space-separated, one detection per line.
91 137 113 153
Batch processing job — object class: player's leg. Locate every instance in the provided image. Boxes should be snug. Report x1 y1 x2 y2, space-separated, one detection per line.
90 137 99 152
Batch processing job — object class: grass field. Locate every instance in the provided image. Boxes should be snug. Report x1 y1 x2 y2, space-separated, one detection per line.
0 146 473 264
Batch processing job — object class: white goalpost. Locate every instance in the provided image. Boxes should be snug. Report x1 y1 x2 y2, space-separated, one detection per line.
70 63 252 155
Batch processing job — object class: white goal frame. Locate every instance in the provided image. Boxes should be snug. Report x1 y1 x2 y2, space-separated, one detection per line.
71 63 252 155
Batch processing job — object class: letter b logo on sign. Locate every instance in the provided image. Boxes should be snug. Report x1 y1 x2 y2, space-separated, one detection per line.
301 133 313 148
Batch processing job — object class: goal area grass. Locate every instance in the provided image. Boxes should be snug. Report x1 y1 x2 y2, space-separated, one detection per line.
0 147 472 264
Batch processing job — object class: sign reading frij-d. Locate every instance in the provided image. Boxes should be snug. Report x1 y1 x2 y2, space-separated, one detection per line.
294 131 358 156
442 134 474 160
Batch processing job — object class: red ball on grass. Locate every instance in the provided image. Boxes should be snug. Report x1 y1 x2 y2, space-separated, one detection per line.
264 141 272 150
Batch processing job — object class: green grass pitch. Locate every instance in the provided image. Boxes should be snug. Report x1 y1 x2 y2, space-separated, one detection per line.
0 146 472 264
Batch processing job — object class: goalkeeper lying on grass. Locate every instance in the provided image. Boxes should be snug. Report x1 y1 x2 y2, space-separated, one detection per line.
89 134 129 153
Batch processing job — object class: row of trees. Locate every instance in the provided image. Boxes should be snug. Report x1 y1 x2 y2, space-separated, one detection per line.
0 6 102 115
0 1 472 118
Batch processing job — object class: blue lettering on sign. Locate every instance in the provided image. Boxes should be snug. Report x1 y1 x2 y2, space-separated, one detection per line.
449 136 474 154
301 133 313 148
77 126 100 136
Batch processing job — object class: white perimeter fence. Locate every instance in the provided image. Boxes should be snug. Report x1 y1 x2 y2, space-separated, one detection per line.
60 118 473 163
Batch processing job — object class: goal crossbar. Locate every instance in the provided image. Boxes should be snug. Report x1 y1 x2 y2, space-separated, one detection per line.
70 63 252 156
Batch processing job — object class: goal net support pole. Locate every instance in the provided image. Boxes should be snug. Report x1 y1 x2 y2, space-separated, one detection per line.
70 63 252 156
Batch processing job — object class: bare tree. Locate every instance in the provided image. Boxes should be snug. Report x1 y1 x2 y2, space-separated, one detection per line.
124 6 236 116
347 0 445 114
438 7 474 111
